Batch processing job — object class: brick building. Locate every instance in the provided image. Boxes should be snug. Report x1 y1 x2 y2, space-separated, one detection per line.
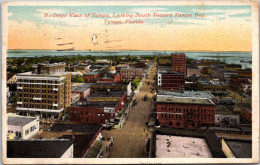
83 72 101 83
120 68 144 80
230 77 250 90
90 82 132 96
16 62 71 119
157 67 185 90
70 100 126 127
171 53 186 73
156 93 215 128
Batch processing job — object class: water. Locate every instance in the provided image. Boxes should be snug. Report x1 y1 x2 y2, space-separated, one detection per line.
7 50 252 69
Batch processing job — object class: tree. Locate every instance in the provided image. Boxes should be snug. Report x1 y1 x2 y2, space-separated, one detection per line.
132 77 141 90
11 95 18 104
72 74 85 83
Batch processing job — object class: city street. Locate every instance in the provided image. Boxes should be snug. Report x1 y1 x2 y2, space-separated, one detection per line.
102 61 157 158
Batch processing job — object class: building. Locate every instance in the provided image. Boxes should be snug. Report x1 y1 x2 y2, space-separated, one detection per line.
71 93 80 104
89 90 127 102
224 64 242 71
71 83 94 101
186 64 201 77
156 135 213 158
7 140 74 158
221 139 252 158
50 123 103 158
7 114 40 140
215 105 240 128
156 93 215 128
83 72 101 83
197 79 229 96
70 101 125 127
230 76 250 90
171 53 186 73
211 68 238 82
241 109 252 122
90 82 132 96
120 68 144 80
16 62 71 119
157 67 185 90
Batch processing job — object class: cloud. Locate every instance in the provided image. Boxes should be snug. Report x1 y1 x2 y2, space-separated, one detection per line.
130 7 167 13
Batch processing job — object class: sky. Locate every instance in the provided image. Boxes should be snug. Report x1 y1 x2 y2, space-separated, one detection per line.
8 5 252 51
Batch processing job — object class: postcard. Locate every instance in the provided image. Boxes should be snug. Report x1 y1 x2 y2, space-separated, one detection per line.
1 1 259 164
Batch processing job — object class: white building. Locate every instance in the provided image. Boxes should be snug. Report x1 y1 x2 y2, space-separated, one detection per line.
7 114 40 140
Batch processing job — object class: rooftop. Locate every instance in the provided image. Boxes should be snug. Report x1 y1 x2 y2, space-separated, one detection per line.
156 95 215 105
72 101 119 108
158 90 215 99
8 115 38 126
7 140 73 158
71 83 94 92
50 124 102 134
92 82 127 87
215 105 236 115
59 134 96 158
187 64 199 69
84 72 100 75
156 135 212 158
90 90 126 98
225 139 252 158
17 71 69 77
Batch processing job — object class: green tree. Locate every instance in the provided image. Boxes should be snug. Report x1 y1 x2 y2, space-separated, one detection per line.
72 74 85 83
11 95 18 104
132 77 141 90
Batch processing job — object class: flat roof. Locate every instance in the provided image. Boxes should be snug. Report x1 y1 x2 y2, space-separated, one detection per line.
17 71 69 77
225 139 252 158
8 116 37 126
92 82 127 87
156 135 212 158
90 90 126 98
7 140 73 158
156 95 215 105
187 65 199 69
84 72 99 75
50 124 102 134
158 90 215 99
215 105 236 115
71 83 94 92
72 101 119 108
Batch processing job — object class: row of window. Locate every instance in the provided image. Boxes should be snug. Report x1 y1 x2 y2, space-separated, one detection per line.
159 107 214 114
159 114 214 121
72 111 113 117
18 79 60 84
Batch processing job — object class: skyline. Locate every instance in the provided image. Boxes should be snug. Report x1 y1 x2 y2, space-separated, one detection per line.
8 5 252 51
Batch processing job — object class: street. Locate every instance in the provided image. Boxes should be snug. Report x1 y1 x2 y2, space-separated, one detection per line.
102 61 157 158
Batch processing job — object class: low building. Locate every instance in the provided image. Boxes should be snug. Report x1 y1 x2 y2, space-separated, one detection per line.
7 140 74 158
71 83 94 101
7 114 39 140
241 109 252 122
224 64 242 71
156 135 213 158
211 68 238 82
89 90 127 102
156 93 215 128
83 72 101 83
230 76 250 90
215 105 240 128
197 79 229 96
90 82 132 96
71 93 80 104
120 68 144 80
221 139 252 158
186 64 201 77
70 101 125 127
158 67 185 91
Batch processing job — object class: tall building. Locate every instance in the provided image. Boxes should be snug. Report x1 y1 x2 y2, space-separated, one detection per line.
16 62 71 119
171 53 186 73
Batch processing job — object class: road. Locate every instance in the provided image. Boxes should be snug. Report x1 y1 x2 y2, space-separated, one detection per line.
102 61 157 158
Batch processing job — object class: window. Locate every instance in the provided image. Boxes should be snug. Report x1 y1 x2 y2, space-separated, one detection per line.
25 129 29 135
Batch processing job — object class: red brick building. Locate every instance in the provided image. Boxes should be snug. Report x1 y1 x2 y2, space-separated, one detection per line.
120 68 144 80
157 68 185 90
171 53 186 73
230 76 249 90
156 94 215 128
70 100 126 127
96 73 123 83
83 72 101 83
